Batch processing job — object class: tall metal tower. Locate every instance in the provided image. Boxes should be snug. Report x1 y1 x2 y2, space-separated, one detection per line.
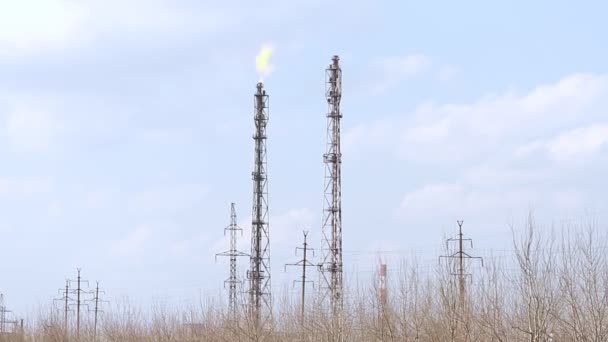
440 220 483 306
53 280 72 334
216 203 248 317
68 268 89 342
86 281 108 342
320 55 344 314
0 294 17 334
247 81 271 328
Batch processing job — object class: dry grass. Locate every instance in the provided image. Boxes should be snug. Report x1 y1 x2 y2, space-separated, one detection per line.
7 216 608 341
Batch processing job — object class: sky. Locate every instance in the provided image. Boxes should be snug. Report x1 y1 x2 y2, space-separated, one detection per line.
0 0 607 316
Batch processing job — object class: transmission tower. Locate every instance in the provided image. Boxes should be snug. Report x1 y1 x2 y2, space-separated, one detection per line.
0 294 18 334
439 220 483 306
54 280 72 334
68 268 90 341
86 281 108 342
216 203 248 318
319 55 344 316
247 81 271 329
285 231 315 325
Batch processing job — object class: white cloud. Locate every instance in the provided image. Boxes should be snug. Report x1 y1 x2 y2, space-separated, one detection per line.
347 73 608 163
343 120 394 156
406 117 451 143
400 183 538 216
110 220 210 261
371 54 431 94
0 177 52 199
462 162 546 187
128 184 207 214
0 1 236 55
521 73 607 113
3 104 59 152
83 1 233 36
83 189 114 210
437 65 459 83
546 124 608 161
348 73 608 235
272 208 315 246
397 182 587 231
111 224 152 257
0 0 85 53
517 123 608 162
382 55 430 75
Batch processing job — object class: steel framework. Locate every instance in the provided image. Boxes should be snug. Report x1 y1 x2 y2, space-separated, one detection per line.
216 203 248 317
86 281 108 342
248 82 272 328
68 268 90 341
319 55 344 315
0 294 17 334
440 220 484 306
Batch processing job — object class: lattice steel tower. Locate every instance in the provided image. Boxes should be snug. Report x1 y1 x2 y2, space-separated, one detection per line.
440 220 483 307
320 55 343 314
248 82 271 327
216 203 248 317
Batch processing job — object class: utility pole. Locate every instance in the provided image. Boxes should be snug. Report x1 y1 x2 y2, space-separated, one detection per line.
216 203 249 319
86 281 107 342
64 281 69 331
439 220 483 306
247 81 272 330
54 280 72 337
68 268 90 341
285 231 315 325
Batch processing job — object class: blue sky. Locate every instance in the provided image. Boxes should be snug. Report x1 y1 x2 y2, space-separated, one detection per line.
0 0 607 315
